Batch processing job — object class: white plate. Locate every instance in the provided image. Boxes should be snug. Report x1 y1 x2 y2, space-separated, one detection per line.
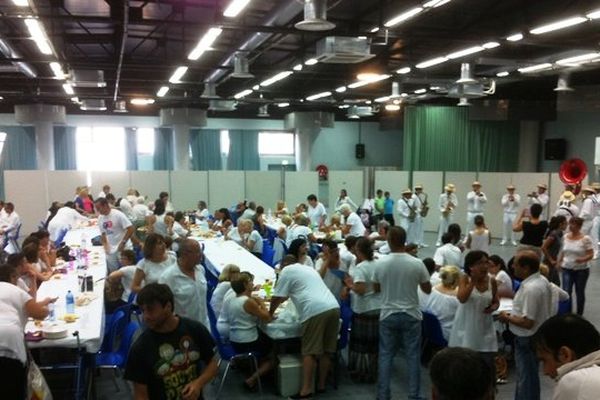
42 323 68 339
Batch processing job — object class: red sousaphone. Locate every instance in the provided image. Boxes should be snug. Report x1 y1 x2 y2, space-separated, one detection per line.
559 158 588 195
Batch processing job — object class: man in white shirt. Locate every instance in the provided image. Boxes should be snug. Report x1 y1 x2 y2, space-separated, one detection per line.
0 202 21 237
501 184 521 246
374 226 431 400
159 239 209 328
554 191 579 222
95 197 140 272
340 204 365 238
97 184 111 199
118 197 136 221
466 181 487 234
433 233 461 268
591 182 600 251
47 203 89 241
528 183 549 220
307 194 327 228
132 196 152 223
579 186 596 235
498 250 553 400
436 184 457 246
269 263 340 399
412 185 429 248
397 189 416 244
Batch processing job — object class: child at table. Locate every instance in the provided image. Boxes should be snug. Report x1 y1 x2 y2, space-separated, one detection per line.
105 250 137 313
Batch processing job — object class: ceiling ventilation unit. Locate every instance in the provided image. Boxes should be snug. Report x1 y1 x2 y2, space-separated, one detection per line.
80 99 107 111
208 99 237 111
554 73 574 92
447 63 490 99
231 53 254 78
257 104 270 117
315 36 375 64
69 70 106 87
201 82 218 98
113 99 128 113
457 98 471 106
295 0 335 31
347 105 375 118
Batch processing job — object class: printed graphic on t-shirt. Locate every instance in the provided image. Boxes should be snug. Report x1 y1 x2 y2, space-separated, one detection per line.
102 220 115 235
154 336 201 399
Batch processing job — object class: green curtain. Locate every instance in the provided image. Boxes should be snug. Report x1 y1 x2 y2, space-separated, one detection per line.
53 125 77 170
153 127 173 170
0 126 37 199
190 129 222 170
125 127 138 170
227 129 260 170
403 106 519 172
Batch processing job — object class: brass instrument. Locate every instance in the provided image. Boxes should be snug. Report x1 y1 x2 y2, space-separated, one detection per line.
442 201 455 217
420 193 430 217
408 208 417 222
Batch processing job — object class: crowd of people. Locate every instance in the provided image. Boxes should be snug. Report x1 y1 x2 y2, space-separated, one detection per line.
0 181 599 400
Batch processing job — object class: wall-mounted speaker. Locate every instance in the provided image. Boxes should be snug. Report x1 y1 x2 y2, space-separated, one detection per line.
355 143 365 159
544 138 566 160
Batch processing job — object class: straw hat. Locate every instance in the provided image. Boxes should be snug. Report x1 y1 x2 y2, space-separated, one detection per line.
537 183 547 190
472 181 481 187
582 185 595 193
402 188 413 195
591 182 600 190
560 191 575 202
506 184 515 190
445 184 455 192
414 184 423 190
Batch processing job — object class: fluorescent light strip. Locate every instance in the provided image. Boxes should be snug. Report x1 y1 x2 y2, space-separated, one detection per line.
385 104 401 111
506 33 523 41
446 46 485 59
347 74 391 88
293 64 303 71
305 58 318 65
423 0 451 8
277 102 290 108
530 16 587 35
518 63 553 73
169 66 188 83
260 70 293 87
223 0 251 18
414 88 427 94
233 89 253 99
416 56 448 69
335 86 347 93
482 41 500 49
306 91 332 101
188 28 223 60
385 7 423 27
556 52 600 66
587 10 600 19
496 71 510 77
370 27 380 33
62 83 74 95
130 98 155 105
157 86 169 97
375 96 390 103
397 67 411 74
49 62 65 79
24 18 52 55
12 0 29 6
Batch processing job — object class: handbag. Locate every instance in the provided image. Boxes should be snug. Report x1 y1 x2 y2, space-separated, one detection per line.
27 356 53 400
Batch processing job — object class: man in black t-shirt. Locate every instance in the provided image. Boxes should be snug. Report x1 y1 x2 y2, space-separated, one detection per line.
124 283 218 400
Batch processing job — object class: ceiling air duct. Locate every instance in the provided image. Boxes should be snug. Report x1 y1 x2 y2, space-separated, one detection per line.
113 99 128 113
201 82 218 98
69 70 106 87
456 63 477 84
80 99 107 111
457 98 471 106
231 53 254 78
554 73 574 92
295 0 335 31
257 104 270 117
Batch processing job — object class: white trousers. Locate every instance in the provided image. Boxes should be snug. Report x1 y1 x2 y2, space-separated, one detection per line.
592 217 600 258
408 215 423 245
502 212 518 242
437 214 454 243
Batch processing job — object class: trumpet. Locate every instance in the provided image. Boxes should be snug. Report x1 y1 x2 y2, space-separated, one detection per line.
527 191 538 198
442 201 455 217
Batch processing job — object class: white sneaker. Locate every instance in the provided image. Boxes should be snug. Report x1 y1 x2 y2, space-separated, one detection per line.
435 242 441 247
499 241 506 246
420 243 429 248
512 241 518 246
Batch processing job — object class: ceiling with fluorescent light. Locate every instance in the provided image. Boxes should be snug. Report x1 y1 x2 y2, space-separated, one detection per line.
0 0 599 118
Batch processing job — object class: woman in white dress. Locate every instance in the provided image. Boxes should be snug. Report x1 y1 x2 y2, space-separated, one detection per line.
210 264 240 319
449 250 499 381
425 265 460 341
465 215 491 253
335 189 358 212
488 255 513 299
131 233 177 293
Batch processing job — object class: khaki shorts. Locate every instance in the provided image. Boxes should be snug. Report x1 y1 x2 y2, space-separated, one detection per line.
301 308 340 356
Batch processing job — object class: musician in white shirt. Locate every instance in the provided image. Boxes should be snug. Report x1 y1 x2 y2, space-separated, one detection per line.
466 181 487 234
411 185 429 248
528 183 549 220
501 185 521 246
436 184 457 246
397 189 415 243
591 182 600 256
579 186 598 258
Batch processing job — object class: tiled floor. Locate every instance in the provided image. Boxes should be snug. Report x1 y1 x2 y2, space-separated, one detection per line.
93 232 600 400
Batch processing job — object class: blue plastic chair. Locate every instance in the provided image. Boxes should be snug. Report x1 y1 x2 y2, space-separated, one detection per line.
333 302 352 389
272 237 287 265
422 311 448 348
207 303 262 398
95 321 140 392
261 239 276 267
512 279 522 293
101 310 127 353
265 227 278 244
557 299 572 315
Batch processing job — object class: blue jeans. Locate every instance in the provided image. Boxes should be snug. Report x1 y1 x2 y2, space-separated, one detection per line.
377 312 424 400
562 268 590 315
514 336 539 400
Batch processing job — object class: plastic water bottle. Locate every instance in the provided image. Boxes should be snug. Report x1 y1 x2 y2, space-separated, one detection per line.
66 290 75 314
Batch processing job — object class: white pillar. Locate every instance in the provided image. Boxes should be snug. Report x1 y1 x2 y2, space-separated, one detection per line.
34 121 55 170
172 123 191 170
159 108 207 171
295 128 319 171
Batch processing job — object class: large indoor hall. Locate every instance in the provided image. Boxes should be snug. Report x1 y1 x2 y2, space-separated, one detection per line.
1 0 600 399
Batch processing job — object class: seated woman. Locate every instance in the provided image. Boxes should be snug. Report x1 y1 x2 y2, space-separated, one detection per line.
253 206 268 238
172 211 189 239
293 203 308 219
226 272 274 391
34 230 57 269
74 186 95 216
274 200 288 218
210 208 233 235
211 264 241 319
315 239 348 301
286 215 316 247
146 200 175 238
287 238 314 268
425 265 460 341
195 200 210 220
226 219 263 258
320 213 342 234
22 242 52 285
488 255 513 298
131 233 177 293
7 253 37 297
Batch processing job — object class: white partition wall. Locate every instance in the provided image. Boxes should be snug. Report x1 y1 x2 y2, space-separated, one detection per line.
511 173 550 219
170 171 209 211
413 171 444 232
5 171 49 234
89 171 130 199
374 170 409 224
130 171 170 201
208 171 245 210
445 172 477 231
328 171 364 212
47 171 88 203
478 172 512 239
245 171 281 211
285 171 318 211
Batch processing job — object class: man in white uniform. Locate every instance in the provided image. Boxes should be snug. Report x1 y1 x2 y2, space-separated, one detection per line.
0 202 21 236
528 183 549 220
411 185 429 248
591 182 600 251
397 189 416 243
96 197 140 272
159 239 209 328
466 181 487 234
340 204 366 238
579 186 598 258
501 184 521 246
436 184 457 246
307 194 327 228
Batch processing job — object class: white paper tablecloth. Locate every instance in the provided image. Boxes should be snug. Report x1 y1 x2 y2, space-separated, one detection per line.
26 227 107 353
261 301 302 340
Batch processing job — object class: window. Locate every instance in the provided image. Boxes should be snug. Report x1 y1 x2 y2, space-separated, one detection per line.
258 131 295 155
76 126 126 170
136 128 155 155
0 132 7 160
220 129 230 156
